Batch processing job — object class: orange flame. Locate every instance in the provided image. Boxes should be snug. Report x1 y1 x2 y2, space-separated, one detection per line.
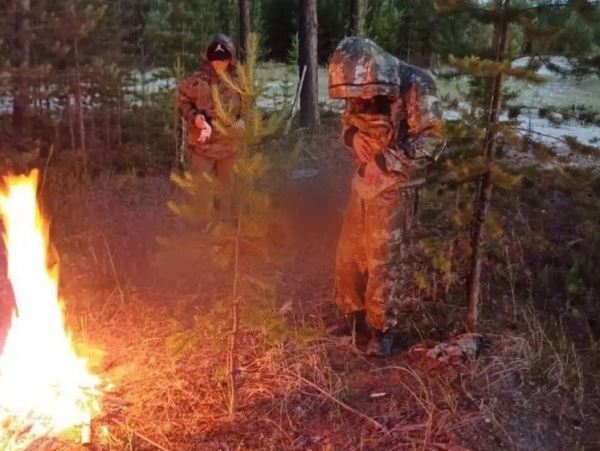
0 171 102 449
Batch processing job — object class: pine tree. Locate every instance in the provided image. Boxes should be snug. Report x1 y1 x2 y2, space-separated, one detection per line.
159 34 290 416
144 0 223 70
12 0 31 134
239 0 251 62
366 0 441 66
349 0 365 35
432 0 600 331
299 0 320 129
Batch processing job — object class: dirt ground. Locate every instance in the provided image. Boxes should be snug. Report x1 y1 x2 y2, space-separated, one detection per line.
1 121 599 450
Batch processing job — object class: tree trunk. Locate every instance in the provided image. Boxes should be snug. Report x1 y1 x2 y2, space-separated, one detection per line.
66 96 76 150
72 43 86 153
12 0 31 134
70 1 86 153
349 0 363 35
239 0 251 62
228 217 242 417
406 23 412 64
220 0 233 36
466 0 511 332
299 0 319 129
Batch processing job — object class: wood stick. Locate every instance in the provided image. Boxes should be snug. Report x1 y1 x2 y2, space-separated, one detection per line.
295 374 389 434
112 420 172 451
285 65 308 135
102 235 125 305
39 144 54 198
80 415 91 445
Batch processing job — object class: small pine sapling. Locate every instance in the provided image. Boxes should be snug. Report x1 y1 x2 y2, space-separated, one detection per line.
160 34 291 417
430 0 600 331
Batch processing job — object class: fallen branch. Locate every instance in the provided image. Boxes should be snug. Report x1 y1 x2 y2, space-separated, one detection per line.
112 420 172 451
102 235 125 305
39 145 55 198
285 65 308 135
516 127 569 145
295 374 389 434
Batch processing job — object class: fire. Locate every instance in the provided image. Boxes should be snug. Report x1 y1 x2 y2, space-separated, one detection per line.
0 171 102 449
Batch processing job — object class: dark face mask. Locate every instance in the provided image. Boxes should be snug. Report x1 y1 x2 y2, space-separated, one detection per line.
207 42 233 61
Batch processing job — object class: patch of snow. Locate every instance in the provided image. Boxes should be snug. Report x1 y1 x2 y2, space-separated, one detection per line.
443 110 461 121
516 113 600 147
512 56 576 77
0 98 11 114
445 107 600 171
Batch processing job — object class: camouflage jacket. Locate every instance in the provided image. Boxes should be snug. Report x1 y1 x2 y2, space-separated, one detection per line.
329 37 445 196
176 63 241 160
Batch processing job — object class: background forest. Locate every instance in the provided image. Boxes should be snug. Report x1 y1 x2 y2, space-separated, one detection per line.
2 0 599 168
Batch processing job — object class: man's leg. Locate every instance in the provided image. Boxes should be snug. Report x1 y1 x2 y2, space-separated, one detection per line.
334 191 368 319
364 186 416 355
215 156 235 184
214 157 235 212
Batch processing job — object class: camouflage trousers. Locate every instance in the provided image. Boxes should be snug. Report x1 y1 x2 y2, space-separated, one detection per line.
335 184 416 332
189 151 235 183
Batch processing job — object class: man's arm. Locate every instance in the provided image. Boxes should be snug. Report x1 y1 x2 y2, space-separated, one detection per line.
341 118 376 164
176 74 207 124
342 123 358 149
397 71 446 161
176 74 214 144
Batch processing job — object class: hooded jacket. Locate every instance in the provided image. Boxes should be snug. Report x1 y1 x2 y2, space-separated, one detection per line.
176 34 241 160
329 37 445 196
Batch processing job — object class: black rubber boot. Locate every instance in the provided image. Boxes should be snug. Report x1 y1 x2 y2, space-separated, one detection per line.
326 311 370 337
366 329 396 357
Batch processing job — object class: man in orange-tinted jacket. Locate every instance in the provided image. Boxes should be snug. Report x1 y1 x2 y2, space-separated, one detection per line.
177 34 241 183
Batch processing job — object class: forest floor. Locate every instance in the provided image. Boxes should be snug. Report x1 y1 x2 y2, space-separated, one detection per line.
0 117 596 450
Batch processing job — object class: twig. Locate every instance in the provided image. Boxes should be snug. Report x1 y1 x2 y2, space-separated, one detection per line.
303 148 319 161
229 217 243 417
516 127 569 145
102 235 125 305
295 374 389 434
228 296 240 417
285 65 308 135
112 420 172 451
39 144 55 198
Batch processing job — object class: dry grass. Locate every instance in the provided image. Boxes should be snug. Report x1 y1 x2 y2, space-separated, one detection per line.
82 298 355 450
3 132 599 450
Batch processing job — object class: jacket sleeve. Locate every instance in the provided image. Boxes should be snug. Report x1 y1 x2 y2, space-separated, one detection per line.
397 75 446 160
176 75 205 124
342 124 358 150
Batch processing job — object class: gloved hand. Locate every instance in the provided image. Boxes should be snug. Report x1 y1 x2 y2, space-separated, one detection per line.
194 114 212 144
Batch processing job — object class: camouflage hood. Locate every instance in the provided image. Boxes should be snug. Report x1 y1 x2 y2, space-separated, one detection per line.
329 37 401 99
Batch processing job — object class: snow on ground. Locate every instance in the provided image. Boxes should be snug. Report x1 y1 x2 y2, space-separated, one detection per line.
1 61 598 171
516 114 600 147
439 106 600 171
511 57 600 110
511 115 600 172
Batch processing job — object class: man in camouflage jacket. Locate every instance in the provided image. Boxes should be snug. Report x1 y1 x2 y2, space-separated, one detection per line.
177 34 241 184
328 37 445 357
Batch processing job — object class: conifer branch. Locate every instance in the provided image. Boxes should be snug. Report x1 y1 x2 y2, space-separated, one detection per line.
449 55 546 83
